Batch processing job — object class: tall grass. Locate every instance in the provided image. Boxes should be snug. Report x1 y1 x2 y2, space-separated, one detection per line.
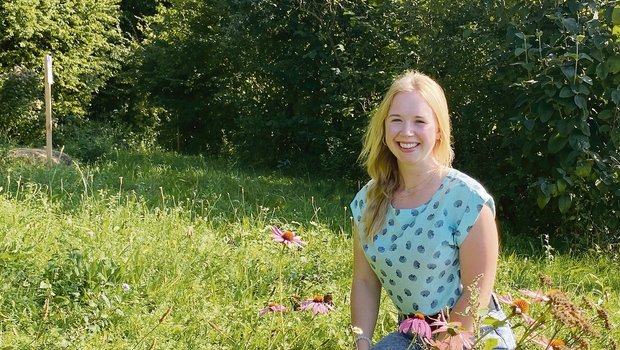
0 149 618 349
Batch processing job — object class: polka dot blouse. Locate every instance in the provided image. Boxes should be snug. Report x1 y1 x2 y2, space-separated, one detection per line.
350 168 495 316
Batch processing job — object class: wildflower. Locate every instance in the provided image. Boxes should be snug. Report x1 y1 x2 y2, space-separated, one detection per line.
497 293 535 325
497 293 529 314
428 317 474 350
531 335 566 350
87 230 94 238
258 302 288 316
351 326 364 335
519 289 550 303
270 226 307 248
546 289 597 336
596 307 613 330
399 313 432 340
299 294 334 316
122 283 131 292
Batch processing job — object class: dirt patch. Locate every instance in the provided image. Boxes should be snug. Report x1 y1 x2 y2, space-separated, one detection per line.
7 148 73 166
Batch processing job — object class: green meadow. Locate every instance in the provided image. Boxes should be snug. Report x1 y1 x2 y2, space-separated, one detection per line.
1 149 618 349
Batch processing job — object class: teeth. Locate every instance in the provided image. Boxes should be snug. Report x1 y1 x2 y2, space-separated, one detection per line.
399 142 418 149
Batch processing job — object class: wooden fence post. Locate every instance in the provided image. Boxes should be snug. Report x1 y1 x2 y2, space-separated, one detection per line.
44 54 53 165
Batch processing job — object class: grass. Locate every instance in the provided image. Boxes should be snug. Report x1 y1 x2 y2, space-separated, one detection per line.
0 148 618 349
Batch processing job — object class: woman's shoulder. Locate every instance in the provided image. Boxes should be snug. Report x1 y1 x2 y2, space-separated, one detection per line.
446 168 491 196
350 179 374 224
351 179 373 206
445 168 495 216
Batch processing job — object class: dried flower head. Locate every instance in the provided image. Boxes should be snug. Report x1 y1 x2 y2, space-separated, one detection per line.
596 307 613 330
576 337 589 350
546 289 597 337
539 273 553 287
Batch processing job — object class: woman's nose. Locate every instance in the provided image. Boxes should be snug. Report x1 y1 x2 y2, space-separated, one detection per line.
402 121 416 135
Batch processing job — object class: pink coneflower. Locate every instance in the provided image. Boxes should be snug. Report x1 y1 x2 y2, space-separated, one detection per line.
519 289 551 303
429 317 474 350
270 226 307 248
299 294 334 316
258 302 288 316
530 334 566 350
399 313 432 340
497 293 529 314
497 293 536 326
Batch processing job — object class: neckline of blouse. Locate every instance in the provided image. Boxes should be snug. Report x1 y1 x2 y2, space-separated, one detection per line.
389 168 455 211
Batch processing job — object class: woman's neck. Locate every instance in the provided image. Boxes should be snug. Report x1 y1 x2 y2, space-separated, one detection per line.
398 161 444 192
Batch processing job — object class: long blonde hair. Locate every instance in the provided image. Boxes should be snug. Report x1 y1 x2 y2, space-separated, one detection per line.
358 70 454 241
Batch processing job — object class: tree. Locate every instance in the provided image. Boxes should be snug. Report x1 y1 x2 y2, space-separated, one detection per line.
0 0 126 143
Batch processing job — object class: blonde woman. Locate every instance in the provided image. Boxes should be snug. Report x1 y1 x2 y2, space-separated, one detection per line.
350 71 516 350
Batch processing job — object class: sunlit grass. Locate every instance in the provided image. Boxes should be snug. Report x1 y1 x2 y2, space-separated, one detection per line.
0 148 618 349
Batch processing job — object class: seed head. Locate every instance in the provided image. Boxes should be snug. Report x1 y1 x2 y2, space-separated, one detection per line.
513 298 529 314
549 339 565 349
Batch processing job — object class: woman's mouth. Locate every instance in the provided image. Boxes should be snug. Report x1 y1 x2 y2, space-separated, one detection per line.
399 142 419 149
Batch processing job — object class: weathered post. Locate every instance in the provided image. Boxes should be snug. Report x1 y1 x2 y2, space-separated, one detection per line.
44 54 53 165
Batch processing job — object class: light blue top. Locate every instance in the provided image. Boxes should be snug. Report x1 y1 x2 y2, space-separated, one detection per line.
350 168 495 315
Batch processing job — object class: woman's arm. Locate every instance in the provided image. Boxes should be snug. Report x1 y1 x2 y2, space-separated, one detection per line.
449 204 499 332
351 225 382 350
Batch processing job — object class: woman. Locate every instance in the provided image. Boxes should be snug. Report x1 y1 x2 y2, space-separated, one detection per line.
350 71 516 349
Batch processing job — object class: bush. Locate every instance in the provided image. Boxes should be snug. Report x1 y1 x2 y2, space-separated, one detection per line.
496 0 620 243
0 66 44 144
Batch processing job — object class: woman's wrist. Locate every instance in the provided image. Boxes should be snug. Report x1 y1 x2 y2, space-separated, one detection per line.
353 334 372 347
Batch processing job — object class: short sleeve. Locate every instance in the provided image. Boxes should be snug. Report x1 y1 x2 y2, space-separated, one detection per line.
454 188 495 247
350 181 371 226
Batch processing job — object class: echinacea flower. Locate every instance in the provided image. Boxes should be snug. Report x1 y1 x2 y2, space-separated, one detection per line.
429 317 474 350
497 293 536 326
258 302 288 316
530 334 566 350
399 313 432 340
519 289 550 303
497 293 530 314
270 226 307 248
299 294 334 316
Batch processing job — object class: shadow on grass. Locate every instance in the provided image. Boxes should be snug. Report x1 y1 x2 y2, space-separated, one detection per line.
0 149 359 233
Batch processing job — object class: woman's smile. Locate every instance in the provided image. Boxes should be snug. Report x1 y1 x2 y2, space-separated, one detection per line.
385 91 440 168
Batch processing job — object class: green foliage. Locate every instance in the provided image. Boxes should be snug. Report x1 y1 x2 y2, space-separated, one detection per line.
0 65 44 144
0 149 618 348
497 0 620 241
131 0 510 177
55 118 132 163
0 0 127 129
3 0 619 244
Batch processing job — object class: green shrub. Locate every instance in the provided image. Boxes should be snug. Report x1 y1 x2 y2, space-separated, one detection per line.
0 66 44 144
497 0 620 243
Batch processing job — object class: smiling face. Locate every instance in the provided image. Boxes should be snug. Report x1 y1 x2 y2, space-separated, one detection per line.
384 91 441 170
